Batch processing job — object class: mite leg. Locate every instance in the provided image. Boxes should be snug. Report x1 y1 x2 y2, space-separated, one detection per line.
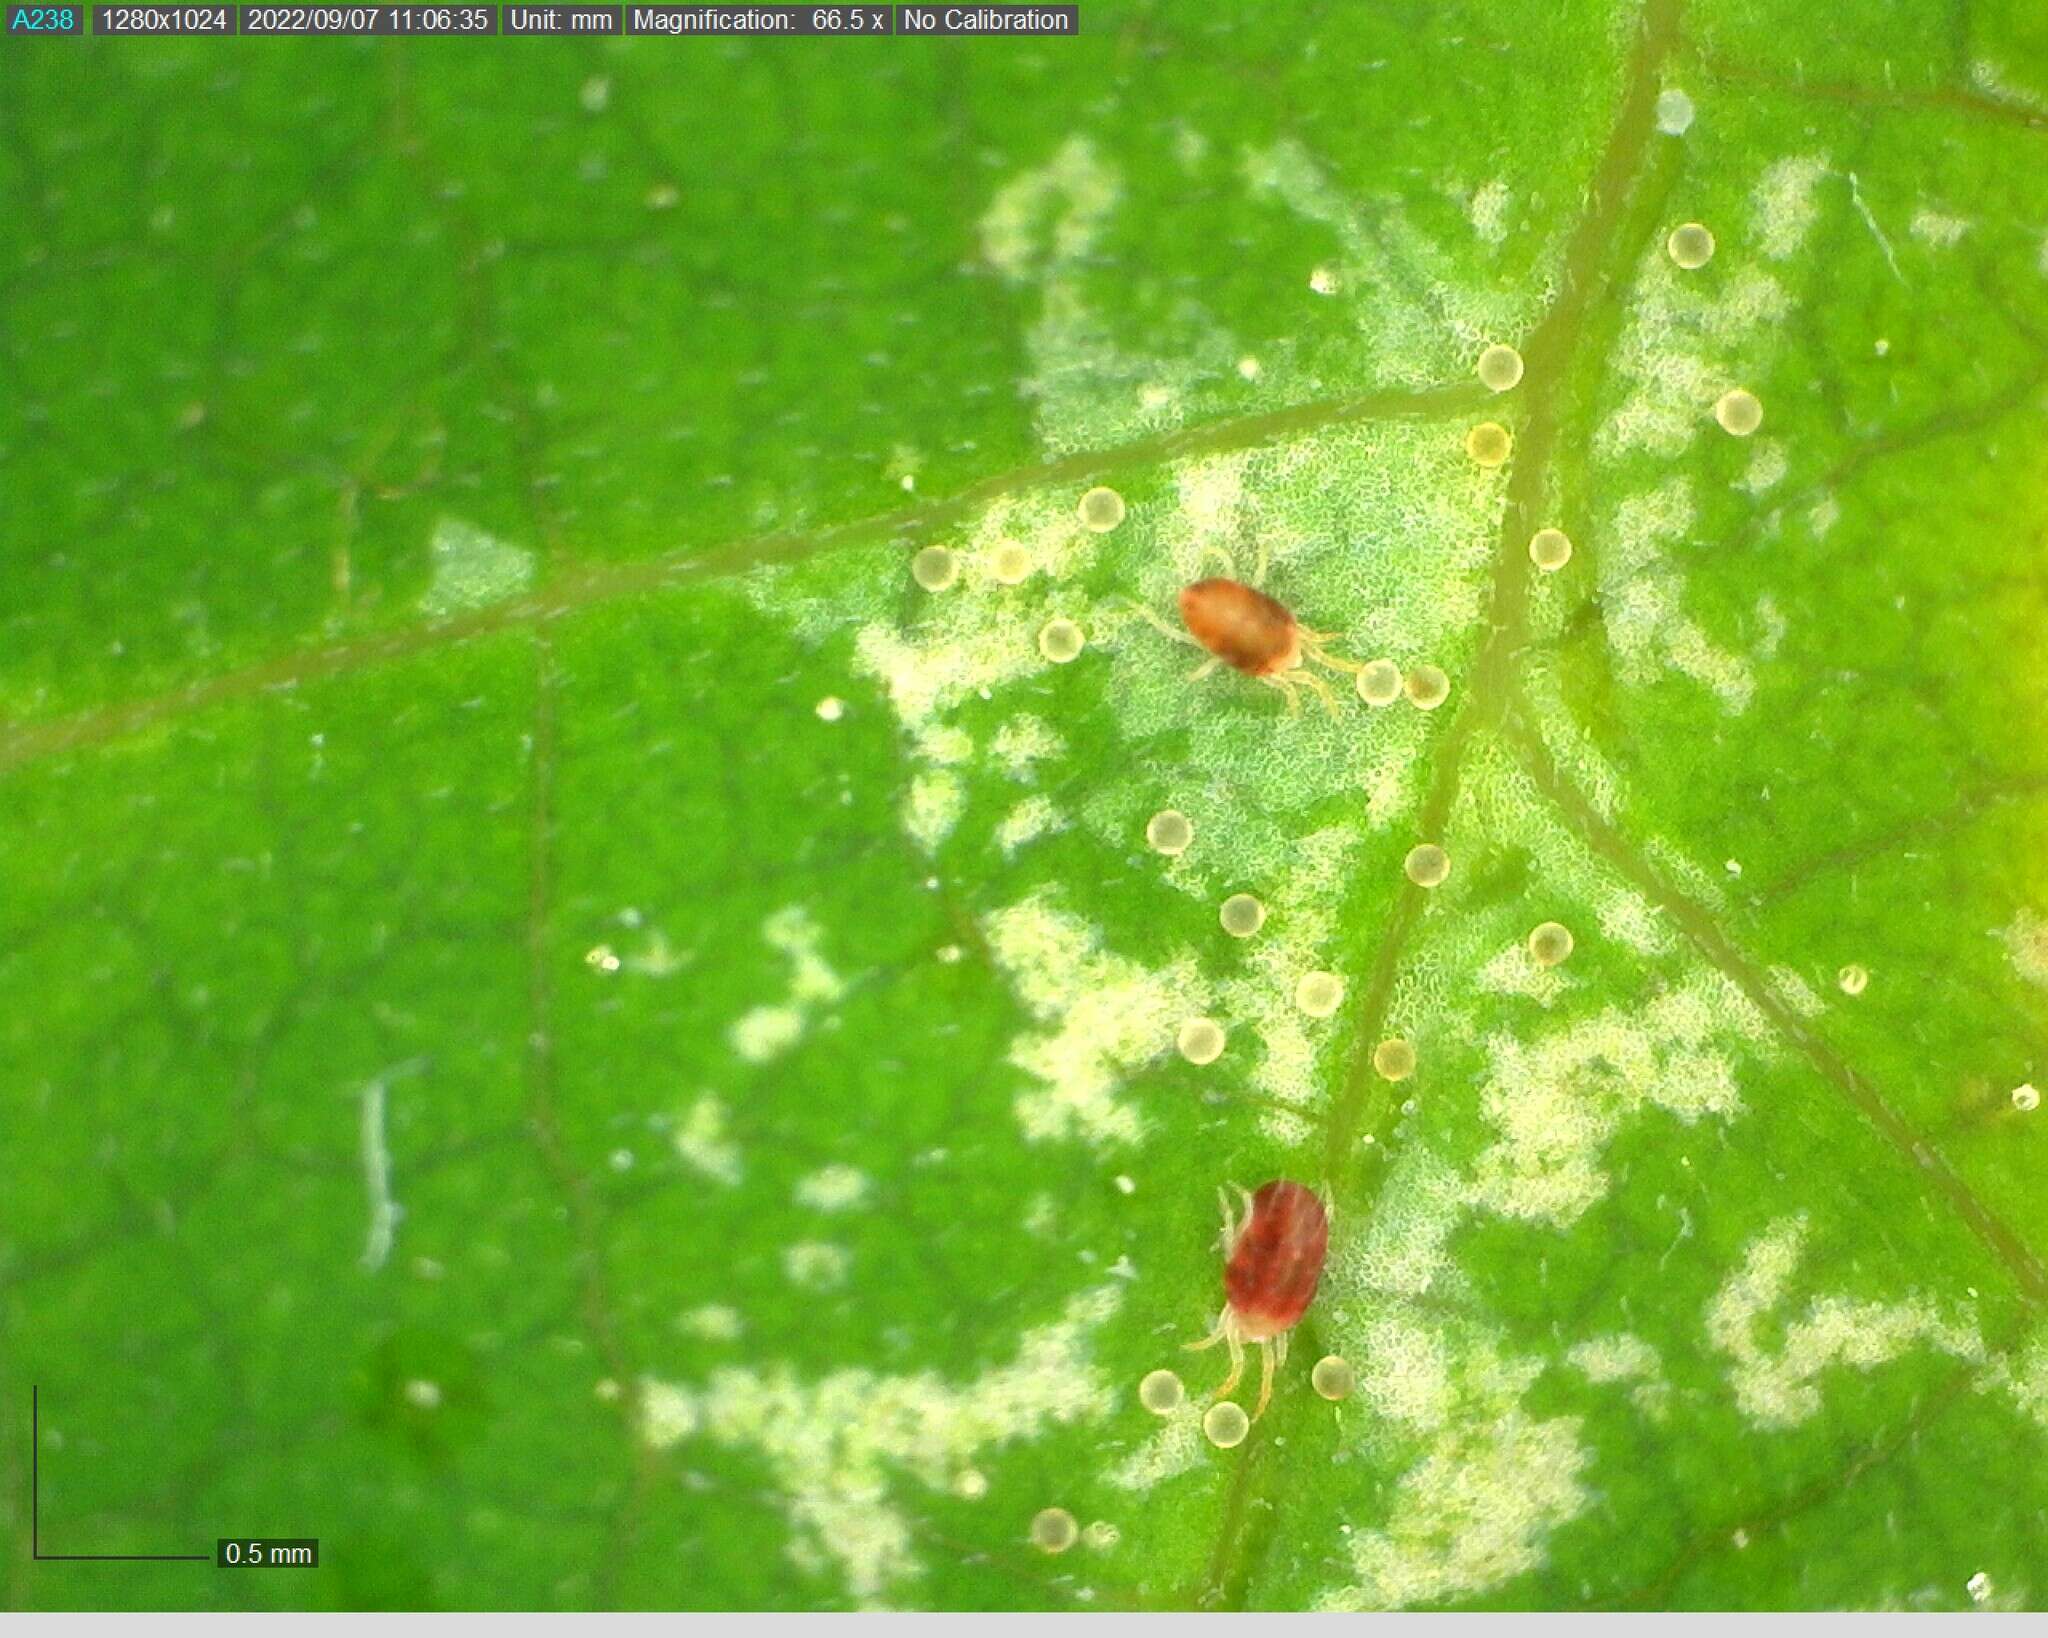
1297 670 1341 719
1251 540 1270 588
1234 1183 1256 1225
1217 1327 1246 1402
1263 674 1305 716
1197 542 1240 580
1122 599 1206 650
1252 1340 1277 1422
1215 1185 1239 1253
1300 632 1367 675
1184 1306 1231 1354
1189 657 1221 682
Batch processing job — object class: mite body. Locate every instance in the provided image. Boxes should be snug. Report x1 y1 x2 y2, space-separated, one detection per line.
1130 544 1363 714
1186 1179 1330 1420
1178 578 1301 677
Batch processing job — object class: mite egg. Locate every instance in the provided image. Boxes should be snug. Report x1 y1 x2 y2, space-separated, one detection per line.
911 545 958 591
1038 618 1086 663
1295 971 1345 1018
1466 422 1513 467
988 542 1034 584
1084 1521 1120 1550
1655 88 1695 134
1529 528 1573 572
1405 665 1450 710
1403 844 1450 887
1373 1038 1417 1081
1356 659 1403 706
1838 963 1869 997
2014 1085 2041 1113
1667 222 1715 269
1146 809 1194 856
1203 1401 1250 1448
1077 486 1127 533
1311 1355 1355 1401
1529 921 1575 967
1177 1018 1227 1066
1220 893 1266 938
1139 1368 1185 1414
1477 344 1525 392
1031 1507 1078 1553
1714 389 1763 437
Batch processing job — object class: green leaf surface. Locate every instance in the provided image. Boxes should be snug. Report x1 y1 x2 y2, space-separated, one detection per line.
6 0 2048 1612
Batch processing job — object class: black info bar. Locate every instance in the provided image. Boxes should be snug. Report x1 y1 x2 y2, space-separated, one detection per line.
72 3 1078 33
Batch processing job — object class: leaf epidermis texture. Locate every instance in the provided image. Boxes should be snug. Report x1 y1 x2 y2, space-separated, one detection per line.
4 0 2048 1614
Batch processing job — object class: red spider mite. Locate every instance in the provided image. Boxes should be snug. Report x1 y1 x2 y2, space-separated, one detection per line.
1131 542 1363 715
1186 1179 1330 1420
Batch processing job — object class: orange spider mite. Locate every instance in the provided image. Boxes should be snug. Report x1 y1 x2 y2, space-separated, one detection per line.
1187 1179 1329 1420
1139 558 1363 714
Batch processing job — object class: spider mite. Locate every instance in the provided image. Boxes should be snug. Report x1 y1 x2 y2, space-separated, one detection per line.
1186 1179 1329 1420
1131 542 1363 715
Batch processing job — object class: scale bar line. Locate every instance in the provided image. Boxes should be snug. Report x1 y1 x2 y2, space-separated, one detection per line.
29 1385 211 1566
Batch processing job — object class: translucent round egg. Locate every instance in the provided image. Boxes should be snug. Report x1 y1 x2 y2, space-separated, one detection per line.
1655 88 1695 135
988 542 1034 584
1666 222 1715 269
1714 388 1763 437
1146 809 1193 856
911 545 958 591
1220 893 1266 938
1294 971 1345 1018
1477 343 1525 392
1031 1507 1078 1553
1038 618 1086 663
1177 1018 1227 1066
1465 422 1513 468
1311 1355 1355 1401
1403 844 1450 887
1373 1038 1417 1082
1077 486 1126 533
1357 659 1403 706
1202 1401 1249 1448
1529 528 1573 572
1139 1369 1185 1414
1405 665 1450 711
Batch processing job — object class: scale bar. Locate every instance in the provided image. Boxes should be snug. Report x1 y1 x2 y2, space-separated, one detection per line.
30 1386 210 1564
